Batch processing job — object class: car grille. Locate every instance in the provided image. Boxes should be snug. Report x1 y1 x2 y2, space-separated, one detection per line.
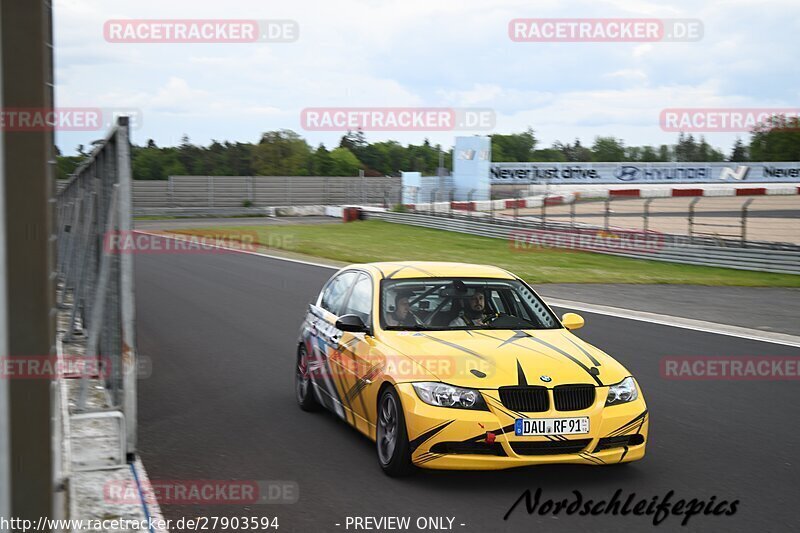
510 439 591 456
553 384 596 411
430 442 507 456
593 434 645 452
499 386 549 412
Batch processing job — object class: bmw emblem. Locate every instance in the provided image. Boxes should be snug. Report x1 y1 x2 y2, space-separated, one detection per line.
540 375 552 383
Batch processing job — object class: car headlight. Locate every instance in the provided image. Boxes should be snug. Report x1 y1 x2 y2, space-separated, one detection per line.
606 377 639 406
412 382 488 410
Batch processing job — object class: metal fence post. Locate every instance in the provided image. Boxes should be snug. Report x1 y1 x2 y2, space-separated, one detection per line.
688 197 700 243
116 117 137 456
449 189 454 218
741 198 754 247
570 199 576 228
168 175 174 207
467 189 475 221
604 197 611 231
430 188 438 216
541 193 547 229
643 198 653 233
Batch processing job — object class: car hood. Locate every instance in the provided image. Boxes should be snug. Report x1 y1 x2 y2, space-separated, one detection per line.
379 328 630 389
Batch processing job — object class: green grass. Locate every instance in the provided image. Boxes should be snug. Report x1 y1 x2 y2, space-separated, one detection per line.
170 220 800 286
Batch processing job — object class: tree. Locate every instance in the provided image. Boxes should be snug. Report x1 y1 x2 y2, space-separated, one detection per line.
328 147 362 176
591 136 625 162
252 129 312 175
132 147 166 180
729 138 748 162
640 146 659 162
310 144 334 176
491 129 537 162
749 115 800 161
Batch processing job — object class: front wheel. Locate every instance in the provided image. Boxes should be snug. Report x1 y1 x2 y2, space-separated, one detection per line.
376 387 413 477
295 344 320 411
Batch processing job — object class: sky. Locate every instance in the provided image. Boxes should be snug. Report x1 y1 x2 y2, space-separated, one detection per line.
54 0 800 156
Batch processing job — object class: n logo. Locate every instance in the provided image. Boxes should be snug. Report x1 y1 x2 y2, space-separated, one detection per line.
719 165 750 181
458 149 476 160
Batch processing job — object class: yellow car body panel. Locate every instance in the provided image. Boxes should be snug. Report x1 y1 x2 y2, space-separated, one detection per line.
299 261 648 470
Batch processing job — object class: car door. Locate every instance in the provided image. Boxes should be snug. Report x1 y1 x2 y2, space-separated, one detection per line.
307 270 358 419
336 272 377 436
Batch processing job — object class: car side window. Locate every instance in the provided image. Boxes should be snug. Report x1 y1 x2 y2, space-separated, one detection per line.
342 273 372 325
320 271 357 315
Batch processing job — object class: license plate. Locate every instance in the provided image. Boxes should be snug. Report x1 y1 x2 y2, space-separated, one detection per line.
514 417 589 436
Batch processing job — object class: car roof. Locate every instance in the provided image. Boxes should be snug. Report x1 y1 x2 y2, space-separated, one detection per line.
345 261 517 280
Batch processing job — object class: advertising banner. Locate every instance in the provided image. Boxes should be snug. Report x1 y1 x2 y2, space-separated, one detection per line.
489 162 800 184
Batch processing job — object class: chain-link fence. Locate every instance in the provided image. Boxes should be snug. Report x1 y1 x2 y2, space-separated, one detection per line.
56 116 137 455
503 194 800 249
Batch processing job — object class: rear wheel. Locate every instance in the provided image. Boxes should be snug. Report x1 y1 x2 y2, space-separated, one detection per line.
376 387 413 477
295 344 320 411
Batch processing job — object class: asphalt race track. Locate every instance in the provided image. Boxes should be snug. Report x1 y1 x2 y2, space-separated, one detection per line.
135 238 800 532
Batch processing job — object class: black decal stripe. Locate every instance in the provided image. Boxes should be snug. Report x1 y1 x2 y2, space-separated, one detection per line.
345 364 381 404
409 420 455 453
459 422 517 444
516 359 528 386
522 336 604 386
484 396 527 420
619 446 629 463
580 452 605 465
499 330 534 348
384 263 436 279
473 331 561 363
607 410 648 437
418 333 490 362
561 333 602 367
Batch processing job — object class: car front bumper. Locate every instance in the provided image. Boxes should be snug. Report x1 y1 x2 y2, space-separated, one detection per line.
395 382 648 470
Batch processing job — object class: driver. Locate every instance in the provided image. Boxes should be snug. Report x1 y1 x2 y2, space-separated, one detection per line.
449 290 492 327
385 291 419 327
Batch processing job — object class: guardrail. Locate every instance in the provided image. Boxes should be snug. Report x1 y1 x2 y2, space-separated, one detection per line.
56 116 138 455
362 210 800 275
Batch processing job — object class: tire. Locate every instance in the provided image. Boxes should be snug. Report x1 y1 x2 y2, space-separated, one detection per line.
295 344 320 411
376 387 413 477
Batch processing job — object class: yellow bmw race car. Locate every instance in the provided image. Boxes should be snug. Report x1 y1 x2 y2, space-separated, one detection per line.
296 261 648 476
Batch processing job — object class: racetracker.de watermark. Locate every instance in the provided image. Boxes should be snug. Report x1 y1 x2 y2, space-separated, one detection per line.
509 228 666 255
104 480 298 505
300 107 495 131
0 108 142 132
661 356 800 380
0 355 108 379
104 19 298 43
660 108 800 132
508 18 703 42
0 355 153 380
320 351 495 381
104 231 260 254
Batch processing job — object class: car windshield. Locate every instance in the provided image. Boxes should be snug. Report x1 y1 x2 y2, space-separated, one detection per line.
380 278 559 331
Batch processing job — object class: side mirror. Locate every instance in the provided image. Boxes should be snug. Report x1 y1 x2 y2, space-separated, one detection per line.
336 314 370 334
561 312 585 331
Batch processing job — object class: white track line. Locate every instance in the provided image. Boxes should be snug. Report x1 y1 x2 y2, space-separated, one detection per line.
545 298 800 349
137 230 800 348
